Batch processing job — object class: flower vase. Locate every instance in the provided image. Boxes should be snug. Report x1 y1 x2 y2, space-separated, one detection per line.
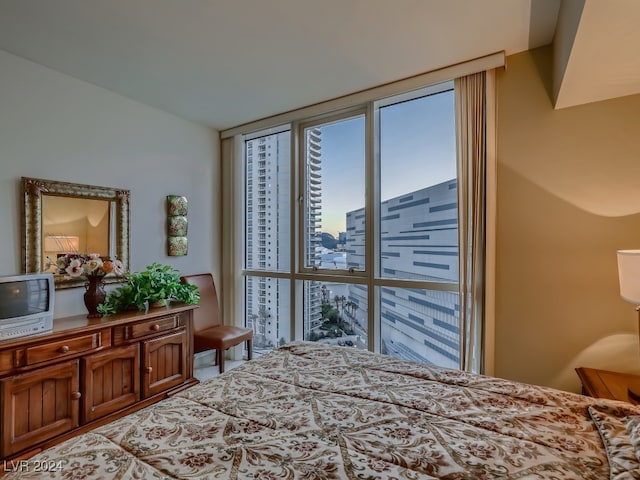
84 275 106 318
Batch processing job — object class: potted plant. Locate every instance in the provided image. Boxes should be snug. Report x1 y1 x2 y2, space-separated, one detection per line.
97 263 199 314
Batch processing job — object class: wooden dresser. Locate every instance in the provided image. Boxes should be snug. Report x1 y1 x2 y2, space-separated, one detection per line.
0 304 197 463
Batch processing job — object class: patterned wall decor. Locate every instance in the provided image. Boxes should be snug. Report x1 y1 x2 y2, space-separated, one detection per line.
167 195 188 256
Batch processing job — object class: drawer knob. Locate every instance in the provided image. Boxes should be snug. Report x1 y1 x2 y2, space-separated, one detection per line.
150 324 160 331
145 366 153 374
71 391 81 400
58 345 70 353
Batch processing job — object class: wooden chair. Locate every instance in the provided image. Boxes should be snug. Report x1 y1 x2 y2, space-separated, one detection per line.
180 273 253 373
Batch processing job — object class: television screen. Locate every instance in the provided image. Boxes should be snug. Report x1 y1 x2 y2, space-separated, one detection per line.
0 278 50 319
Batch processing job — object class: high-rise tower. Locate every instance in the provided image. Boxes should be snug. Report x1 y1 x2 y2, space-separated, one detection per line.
245 129 323 349
303 128 323 336
245 133 291 349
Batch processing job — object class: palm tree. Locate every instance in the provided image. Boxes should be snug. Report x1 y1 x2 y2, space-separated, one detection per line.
346 301 356 317
249 306 271 347
321 284 329 304
351 303 359 330
342 300 358 329
333 295 346 328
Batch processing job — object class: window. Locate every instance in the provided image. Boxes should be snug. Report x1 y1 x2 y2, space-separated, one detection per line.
376 86 460 368
244 130 292 352
241 84 462 368
301 114 366 272
244 130 291 274
226 55 500 373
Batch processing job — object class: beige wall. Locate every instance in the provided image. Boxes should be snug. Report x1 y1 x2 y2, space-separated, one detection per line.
0 50 220 318
495 46 640 393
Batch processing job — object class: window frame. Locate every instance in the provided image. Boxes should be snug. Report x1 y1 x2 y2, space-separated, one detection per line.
221 52 502 372
296 108 369 278
241 87 462 359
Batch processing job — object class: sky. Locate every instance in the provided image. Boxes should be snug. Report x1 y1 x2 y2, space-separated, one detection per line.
318 89 457 237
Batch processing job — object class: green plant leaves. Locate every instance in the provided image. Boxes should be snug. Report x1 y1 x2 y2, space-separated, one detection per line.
97 263 200 314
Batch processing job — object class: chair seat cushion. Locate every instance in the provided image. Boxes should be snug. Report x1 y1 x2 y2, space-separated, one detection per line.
194 325 253 352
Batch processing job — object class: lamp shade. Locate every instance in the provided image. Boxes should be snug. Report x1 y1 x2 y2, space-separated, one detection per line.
617 250 640 304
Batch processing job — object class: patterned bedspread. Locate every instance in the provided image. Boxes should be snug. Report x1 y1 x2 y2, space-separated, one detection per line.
6 341 640 479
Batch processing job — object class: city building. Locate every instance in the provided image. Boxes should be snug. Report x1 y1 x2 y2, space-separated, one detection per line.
245 133 291 349
245 129 324 348
346 179 460 368
304 128 324 336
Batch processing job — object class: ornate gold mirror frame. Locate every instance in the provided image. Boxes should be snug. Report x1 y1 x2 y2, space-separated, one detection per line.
22 177 130 290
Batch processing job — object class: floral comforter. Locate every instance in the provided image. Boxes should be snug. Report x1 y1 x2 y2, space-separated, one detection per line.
6 342 640 479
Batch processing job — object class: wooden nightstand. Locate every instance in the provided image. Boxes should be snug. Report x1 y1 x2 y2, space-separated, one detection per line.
576 367 640 404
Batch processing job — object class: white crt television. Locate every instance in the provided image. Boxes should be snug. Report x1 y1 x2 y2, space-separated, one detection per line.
0 273 54 340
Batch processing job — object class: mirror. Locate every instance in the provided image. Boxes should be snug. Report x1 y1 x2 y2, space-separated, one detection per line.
22 177 130 290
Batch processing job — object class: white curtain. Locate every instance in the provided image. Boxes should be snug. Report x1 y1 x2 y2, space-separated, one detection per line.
455 72 486 373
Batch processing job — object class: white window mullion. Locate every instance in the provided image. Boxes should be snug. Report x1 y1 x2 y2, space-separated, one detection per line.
367 101 379 353
291 121 301 340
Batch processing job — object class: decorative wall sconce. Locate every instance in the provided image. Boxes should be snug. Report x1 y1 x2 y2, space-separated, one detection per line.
167 195 188 256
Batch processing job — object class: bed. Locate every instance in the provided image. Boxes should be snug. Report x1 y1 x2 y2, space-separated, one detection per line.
5 341 640 479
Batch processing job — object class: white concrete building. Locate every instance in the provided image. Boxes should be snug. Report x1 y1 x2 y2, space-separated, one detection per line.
346 179 460 368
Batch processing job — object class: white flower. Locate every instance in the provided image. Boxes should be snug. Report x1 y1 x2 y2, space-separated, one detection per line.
65 258 84 277
84 258 103 275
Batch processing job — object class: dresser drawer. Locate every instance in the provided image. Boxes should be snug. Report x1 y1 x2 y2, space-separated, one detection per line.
0 350 14 374
24 332 105 366
115 314 185 343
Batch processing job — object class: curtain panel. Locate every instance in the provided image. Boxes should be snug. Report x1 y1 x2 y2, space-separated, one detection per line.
455 72 487 373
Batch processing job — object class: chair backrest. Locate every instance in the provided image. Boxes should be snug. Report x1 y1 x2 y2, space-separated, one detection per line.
180 273 222 333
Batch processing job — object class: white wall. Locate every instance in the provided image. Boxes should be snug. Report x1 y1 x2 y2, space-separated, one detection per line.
0 50 220 318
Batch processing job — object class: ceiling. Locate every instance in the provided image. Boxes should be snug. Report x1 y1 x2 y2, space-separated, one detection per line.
0 0 638 130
